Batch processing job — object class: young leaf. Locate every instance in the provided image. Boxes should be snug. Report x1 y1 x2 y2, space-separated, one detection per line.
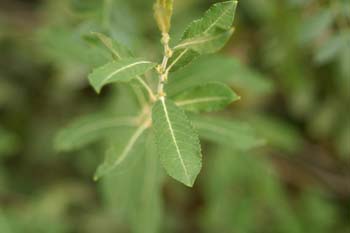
94 120 150 180
174 28 234 54
166 49 199 73
174 82 240 113
168 1 238 72
54 115 137 151
154 0 174 33
152 98 202 187
190 115 264 150
182 0 238 38
88 58 156 93
90 32 133 59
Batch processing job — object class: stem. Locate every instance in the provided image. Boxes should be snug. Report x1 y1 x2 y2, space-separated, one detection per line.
157 33 173 99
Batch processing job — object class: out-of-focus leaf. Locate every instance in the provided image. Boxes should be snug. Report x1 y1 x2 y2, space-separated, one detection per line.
54 114 138 151
94 120 150 180
174 82 240 113
247 115 303 153
152 99 201 187
299 8 333 44
314 34 343 64
167 55 274 97
89 32 133 59
101 131 163 233
88 58 156 93
190 115 264 150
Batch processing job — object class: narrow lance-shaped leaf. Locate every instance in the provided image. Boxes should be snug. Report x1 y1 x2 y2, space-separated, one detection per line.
190 115 265 150
54 115 138 151
100 130 163 233
174 82 240 112
168 0 238 72
174 28 234 54
88 58 156 93
154 0 174 33
90 32 133 59
94 120 150 180
152 98 202 187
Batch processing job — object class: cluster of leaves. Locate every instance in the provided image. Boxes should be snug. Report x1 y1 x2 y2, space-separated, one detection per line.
55 0 262 187
1 0 350 232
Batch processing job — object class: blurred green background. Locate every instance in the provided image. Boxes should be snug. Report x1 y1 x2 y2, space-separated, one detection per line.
1 0 350 232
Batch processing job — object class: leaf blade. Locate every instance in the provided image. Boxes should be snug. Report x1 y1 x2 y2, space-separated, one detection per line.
94 120 150 180
88 58 156 93
174 82 240 112
152 99 202 187
190 115 265 150
54 115 138 151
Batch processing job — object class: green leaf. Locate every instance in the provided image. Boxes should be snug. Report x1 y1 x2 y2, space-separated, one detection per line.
166 49 199 73
166 55 274 98
152 98 202 187
54 114 137 151
174 28 234 54
167 1 238 72
90 32 133 59
101 130 163 233
190 115 264 150
298 8 334 44
314 34 343 64
94 120 150 180
174 82 240 112
182 0 238 38
88 58 156 93
154 0 174 33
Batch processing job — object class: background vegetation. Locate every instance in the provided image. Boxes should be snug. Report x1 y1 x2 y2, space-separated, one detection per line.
0 0 349 232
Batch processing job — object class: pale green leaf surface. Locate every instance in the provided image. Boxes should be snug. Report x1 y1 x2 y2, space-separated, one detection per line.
166 48 199 73
174 28 234 54
168 1 238 72
182 0 238 39
174 82 240 112
152 99 202 187
94 120 149 180
166 55 274 97
299 8 334 44
54 114 137 151
190 115 264 150
88 58 156 93
314 34 343 64
101 130 163 233
90 32 133 59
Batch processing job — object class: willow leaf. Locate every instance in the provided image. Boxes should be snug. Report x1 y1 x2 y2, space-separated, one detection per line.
88 58 156 93
54 115 137 151
182 0 238 39
94 121 150 180
168 1 238 72
91 32 133 59
174 28 234 54
174 82 240 112
190 115 265 150
152 99 202 187
154 0 174 33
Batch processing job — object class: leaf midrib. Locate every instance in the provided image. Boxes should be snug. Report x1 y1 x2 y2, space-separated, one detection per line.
102 61 152 84
176 96 228 107
160 98 190 183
